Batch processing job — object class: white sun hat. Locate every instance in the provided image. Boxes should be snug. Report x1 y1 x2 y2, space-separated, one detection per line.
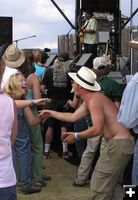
68 66 101 92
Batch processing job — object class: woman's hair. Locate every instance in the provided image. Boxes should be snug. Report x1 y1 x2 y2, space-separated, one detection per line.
3 73 25 99
19 49 35 78
0 58 5 85
32 49 41 63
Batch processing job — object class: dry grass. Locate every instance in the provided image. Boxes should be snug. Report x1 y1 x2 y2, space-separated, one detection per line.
17 151 91 200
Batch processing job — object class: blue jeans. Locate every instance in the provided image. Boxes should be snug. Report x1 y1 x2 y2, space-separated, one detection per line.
13 109 32 188
0 185 17 200
132 138 138 185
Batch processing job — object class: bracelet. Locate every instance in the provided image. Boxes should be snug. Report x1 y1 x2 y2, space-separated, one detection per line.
67 99 71 105
75 132 80 140
30 99 35 107
66 99 71 108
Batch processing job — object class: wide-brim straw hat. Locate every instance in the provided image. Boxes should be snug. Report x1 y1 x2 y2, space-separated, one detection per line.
128 40 138 50
3 44 25 68
68 66 101 92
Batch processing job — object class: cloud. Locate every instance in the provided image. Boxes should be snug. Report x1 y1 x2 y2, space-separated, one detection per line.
0 0 75 49
0 0 138 50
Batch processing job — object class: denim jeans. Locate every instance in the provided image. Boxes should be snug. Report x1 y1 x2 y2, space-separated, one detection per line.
13 109 32 188
132 138 138 185
0 185 17 200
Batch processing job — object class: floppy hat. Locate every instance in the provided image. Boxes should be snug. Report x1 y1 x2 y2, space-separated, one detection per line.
3 44 25 68
68 66 101 91
93 57 107 70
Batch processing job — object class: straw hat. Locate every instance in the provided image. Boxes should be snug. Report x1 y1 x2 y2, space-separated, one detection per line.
93 57 107 70
68 66 101 92
3 44 25 68
128 40 138 50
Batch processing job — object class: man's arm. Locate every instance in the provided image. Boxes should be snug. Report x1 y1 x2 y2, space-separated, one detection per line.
39 103 89 123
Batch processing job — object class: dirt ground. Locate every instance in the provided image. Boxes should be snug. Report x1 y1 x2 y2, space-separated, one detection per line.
17 151 91 200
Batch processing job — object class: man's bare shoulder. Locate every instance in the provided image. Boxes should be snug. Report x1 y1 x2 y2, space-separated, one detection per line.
89 92 103 100
86 92 103 106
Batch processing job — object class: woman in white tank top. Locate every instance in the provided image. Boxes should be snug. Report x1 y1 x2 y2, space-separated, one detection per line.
0 58 18 200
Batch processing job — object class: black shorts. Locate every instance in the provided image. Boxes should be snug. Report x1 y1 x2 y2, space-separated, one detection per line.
44 99 71 128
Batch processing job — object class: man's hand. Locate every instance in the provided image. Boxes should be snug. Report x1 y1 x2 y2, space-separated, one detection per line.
39 110 50 122
64 132 76 144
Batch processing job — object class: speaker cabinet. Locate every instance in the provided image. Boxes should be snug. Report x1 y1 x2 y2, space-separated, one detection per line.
75 53 94 70
0 17 12 46
81 0 119 13
46 54 57 67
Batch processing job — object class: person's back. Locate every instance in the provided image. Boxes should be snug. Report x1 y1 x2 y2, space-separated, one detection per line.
42 53 72 158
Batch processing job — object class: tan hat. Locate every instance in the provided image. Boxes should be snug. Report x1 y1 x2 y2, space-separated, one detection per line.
3 44 25 68
68 66 101 92
128 40 138 50
93 57 107 70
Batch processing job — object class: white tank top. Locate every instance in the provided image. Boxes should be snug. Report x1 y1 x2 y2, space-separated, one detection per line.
0 93 16 188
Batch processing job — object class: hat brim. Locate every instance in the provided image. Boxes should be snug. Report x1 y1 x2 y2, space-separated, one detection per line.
68 72 101 92
3 50 25 68
128 41 138 50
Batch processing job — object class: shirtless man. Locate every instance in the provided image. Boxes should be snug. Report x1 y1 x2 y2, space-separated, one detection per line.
39 66 134 200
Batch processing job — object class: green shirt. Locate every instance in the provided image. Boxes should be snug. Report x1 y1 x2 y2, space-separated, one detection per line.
97 76 123 102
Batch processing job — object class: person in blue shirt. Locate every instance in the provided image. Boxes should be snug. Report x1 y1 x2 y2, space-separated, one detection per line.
118 72 138 185
33 49 49 82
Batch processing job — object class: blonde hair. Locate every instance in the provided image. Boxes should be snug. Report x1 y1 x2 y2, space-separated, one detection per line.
33 49 41 63
0 58 5 85
3 73 25 99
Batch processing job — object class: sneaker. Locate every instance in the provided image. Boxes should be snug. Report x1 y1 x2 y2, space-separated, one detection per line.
62 151 69 159
72 176 87 187
43 152 50 159
73 181 87 187
43 175 52 181
21 185 41 194
34 181 47 187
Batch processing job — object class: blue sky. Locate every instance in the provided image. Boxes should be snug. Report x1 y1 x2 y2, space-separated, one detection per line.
0 0 138 49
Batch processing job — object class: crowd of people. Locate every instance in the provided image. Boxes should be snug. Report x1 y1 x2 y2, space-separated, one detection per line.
0 10 138 200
